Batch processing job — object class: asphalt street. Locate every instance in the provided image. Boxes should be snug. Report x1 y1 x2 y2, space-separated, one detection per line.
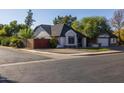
0 47 124 82
0 47 50 65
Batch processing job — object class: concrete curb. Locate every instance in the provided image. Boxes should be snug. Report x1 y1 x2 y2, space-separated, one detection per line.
21 48 124 56
0 46 123 56
73 51 123 56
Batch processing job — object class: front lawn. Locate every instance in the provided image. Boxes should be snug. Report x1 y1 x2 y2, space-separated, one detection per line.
81 48 110 52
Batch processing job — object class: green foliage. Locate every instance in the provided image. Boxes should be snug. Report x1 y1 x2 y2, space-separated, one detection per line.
72 16 111 38
0 28 6 36
18 28 33 39
53 15 77 26
1 37 11 46
50 37 58 48
10 36 24 48
3 20 25 37
114 29 124 42
9 20 19 35
25 10 35 27
0 37 4 44
0 36 24 48
3 25 11 36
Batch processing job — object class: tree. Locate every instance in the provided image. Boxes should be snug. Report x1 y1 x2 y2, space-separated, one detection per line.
9 20 20 35
53 15 77 26
0 28 6 36
114 29 124 42
3 24 11 36
72 16 111 38
111 9 124 44
2 20 28 37
3 20 21 36
18 28 33 39
25 10 35 27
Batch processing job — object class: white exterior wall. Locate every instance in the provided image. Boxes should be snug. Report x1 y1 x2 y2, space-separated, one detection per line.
97 38 109 47
58 37 65 47
36 31 51 39
97 34 110 47
65 30 77 47
34 27 51 39
98 34 110 38
82 37 87 47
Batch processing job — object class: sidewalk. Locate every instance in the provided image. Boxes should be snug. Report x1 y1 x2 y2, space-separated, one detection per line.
0 45 123 59
21 48 123 59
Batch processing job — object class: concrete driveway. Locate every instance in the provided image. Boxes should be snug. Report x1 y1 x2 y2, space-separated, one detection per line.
0 47 50 65
35 49 85 54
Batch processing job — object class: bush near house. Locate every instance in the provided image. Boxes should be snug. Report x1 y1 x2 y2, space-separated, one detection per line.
50 37 58 48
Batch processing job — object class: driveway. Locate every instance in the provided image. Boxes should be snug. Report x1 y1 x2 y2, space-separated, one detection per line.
35 49 84 54
0 47 50 65
0 53 124 82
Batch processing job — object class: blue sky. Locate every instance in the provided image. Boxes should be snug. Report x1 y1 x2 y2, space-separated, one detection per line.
0 9 115 28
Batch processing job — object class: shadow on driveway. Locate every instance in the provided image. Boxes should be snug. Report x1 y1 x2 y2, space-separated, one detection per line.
0 74 17 83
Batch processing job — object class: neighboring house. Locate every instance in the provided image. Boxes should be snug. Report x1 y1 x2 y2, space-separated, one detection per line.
34 24 87 48
34 24 117 48
87 32 117 47
97 33 117 47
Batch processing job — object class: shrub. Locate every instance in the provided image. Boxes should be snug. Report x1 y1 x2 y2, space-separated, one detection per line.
0 29 6 36
1 37 11 46
10 36 24 48
0 37 4 44
50 37 58 48
18 28 33 39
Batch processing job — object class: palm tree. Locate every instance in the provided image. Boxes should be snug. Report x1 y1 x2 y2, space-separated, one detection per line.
18 28 33 47
18 28 33 39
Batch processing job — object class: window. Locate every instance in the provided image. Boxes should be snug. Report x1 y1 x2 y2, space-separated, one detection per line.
68 36 75 44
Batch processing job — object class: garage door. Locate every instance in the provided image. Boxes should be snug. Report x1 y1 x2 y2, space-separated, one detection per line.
97 38 109 47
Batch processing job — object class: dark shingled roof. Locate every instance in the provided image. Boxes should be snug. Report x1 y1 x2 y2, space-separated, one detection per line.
51 24 64 36
51 24 72 36
51 24 86 37
34 24 52 35
34 24 86 37
99 31 117 38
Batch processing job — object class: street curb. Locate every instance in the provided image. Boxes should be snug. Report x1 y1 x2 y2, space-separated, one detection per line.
21 48 124 56
0 46 123 56
73 51 124 56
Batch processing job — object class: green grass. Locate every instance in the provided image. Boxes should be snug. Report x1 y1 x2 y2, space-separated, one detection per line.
81 48 110 52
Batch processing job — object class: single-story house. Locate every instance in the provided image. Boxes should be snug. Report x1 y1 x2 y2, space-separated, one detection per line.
34 24 87 48
87 32 117 47
33 24 117 48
